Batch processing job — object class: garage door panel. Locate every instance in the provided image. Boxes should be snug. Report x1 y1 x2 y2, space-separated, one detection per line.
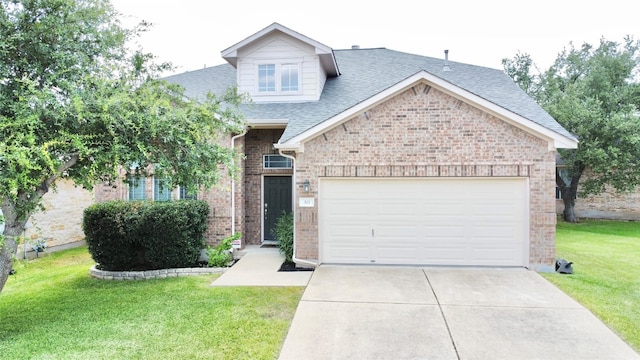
377 206 419 217
375 227 419 239
471 225 520 237
374 245 422 263
320 178 527 266
421 226 466 237
422 204 467 216
471 248 521 266
325 200 370 215
418 249 471 265
325 245 372 262
471 204 519 216
328 224 371 238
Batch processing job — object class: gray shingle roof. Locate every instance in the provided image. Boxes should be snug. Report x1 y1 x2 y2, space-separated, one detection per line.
164 48 576 143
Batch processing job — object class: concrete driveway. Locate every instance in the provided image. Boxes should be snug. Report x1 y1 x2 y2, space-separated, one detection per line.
279 266 639 360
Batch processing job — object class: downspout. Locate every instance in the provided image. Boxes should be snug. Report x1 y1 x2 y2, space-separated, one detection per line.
230 130 247 246
278 149 318 268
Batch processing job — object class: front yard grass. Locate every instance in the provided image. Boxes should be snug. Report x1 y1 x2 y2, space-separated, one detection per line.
0 247 304 360
542 220 640 352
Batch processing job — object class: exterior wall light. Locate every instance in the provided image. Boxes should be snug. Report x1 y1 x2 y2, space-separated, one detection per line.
303 180 310 192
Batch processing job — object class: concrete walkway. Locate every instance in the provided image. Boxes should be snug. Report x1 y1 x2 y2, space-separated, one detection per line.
279 266 639 360
210 245 312 287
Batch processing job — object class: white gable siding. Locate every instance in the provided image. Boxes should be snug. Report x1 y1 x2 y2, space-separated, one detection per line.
236 32 326 102
318 62 327 97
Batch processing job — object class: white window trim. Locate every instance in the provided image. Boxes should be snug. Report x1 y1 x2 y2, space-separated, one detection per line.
255 59 302 95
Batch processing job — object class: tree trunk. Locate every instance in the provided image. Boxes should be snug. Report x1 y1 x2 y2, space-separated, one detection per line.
556 163 584 223
0 235 19 292
562 194 577 223
1 198 32 294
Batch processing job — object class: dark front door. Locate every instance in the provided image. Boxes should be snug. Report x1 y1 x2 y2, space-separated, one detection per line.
263 176 292 242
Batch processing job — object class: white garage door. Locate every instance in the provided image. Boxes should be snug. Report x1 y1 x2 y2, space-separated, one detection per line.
319 178 528 266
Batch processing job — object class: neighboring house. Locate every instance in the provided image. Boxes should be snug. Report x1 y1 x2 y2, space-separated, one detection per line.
8 179 93 258
96 23 578 270
556 162 640 220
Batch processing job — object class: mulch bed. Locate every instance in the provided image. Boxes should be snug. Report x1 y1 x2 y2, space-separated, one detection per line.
278 261 314 272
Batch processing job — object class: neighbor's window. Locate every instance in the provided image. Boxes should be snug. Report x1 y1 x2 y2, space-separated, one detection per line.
263 154 292 169
555 168 577 200
258 64 276 92
128 177 146 201
154 177 171 201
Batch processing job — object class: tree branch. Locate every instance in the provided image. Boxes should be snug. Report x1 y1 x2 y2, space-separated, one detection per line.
36 153 79 198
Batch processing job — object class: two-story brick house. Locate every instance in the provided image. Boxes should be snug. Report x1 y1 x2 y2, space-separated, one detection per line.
97 23 578 271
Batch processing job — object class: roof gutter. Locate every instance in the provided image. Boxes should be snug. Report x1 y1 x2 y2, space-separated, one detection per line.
273 142 303 152
277 149 318 268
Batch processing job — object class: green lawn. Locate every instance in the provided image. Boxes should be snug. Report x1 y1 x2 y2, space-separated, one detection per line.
542 220 640 352
3 222 639 357
0 247 304 360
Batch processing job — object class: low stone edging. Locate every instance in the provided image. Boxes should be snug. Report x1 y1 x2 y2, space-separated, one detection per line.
90 265 229 280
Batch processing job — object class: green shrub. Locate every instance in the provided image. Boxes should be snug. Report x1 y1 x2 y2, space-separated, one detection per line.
83 200 209 271
206 233 241 267
274 212 294 263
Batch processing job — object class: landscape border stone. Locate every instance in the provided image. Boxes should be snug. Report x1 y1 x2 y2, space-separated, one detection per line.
90 265 228 280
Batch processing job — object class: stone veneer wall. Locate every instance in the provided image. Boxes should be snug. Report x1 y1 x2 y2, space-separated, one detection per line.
243 129 293 245
23 179 94 251
90 265 227 280
293 82 557 267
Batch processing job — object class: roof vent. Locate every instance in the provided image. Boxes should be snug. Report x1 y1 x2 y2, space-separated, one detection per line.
351 45 360 49
443 49 451 71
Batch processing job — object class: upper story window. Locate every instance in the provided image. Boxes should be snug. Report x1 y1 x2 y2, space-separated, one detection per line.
281 64 299 91
258 64 276 92
258 63 300 93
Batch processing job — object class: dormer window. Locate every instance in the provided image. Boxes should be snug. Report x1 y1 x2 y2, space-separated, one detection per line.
257 62 300 93
258 64 276 92
281 64 299 91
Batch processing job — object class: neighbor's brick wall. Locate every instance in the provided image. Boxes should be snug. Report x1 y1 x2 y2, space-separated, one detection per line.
24 179 94 250
556 169 640 220
243 129 293 245
294 82 557 267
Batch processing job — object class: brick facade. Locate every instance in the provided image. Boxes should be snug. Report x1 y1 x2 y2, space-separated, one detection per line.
92 83 559 268
293 83 557 268
243 129 293 245
93 129 295 248
556 170 640 220
94 152 241 247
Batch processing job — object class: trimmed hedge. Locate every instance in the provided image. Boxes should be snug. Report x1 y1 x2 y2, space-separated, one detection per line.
83 200 209 271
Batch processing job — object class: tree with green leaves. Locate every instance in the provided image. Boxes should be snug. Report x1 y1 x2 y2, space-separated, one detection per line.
0 0 245 293
503 38 640 222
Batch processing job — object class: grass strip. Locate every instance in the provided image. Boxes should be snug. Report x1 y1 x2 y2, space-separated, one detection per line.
543 220 640 352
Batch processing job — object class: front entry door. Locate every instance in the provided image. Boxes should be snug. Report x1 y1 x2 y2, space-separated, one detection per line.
263 176 292 242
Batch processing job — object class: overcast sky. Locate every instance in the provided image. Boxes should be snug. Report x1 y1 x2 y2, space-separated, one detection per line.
110 0 638 76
